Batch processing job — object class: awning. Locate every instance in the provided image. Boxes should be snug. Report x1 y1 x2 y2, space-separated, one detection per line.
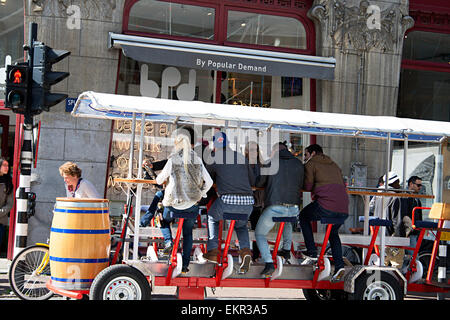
108 32 336 80
73 91 450 143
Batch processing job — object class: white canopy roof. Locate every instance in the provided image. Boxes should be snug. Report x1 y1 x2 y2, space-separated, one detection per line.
72 91 450 143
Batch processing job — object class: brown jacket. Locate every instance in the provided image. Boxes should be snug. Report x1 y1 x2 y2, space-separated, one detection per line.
303 154 348 214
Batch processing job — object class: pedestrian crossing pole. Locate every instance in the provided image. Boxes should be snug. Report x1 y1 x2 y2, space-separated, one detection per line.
13 123 33 257
11 22 70 257
12 23 37 257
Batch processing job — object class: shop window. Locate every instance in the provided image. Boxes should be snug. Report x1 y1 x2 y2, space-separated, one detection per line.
226 10 306 49
398 30 450 122
402 31 450 63
397 69 450 122
128 0 215 40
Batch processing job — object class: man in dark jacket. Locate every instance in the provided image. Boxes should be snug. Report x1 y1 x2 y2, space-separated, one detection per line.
400 175 423 269
299 144 349 282
255 142 304 277
204 132 255 274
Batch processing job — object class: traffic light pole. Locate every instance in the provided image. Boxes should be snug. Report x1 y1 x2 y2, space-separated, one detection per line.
13 23 36 257
14 118 33 257
8 22 70 257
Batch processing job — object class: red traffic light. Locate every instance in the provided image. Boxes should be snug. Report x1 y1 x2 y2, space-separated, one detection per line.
13 69 23 84
8 66 27 86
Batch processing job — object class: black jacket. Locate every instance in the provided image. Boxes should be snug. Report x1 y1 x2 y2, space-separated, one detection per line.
205 147 255 196
256 149 304 207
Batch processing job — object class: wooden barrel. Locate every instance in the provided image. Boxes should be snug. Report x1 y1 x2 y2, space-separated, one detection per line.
49 198 110 290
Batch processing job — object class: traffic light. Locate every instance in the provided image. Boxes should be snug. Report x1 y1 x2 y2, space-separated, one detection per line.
30 42 70 115
4 63 30 114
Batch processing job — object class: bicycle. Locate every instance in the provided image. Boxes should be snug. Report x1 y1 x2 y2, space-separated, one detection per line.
8 243 54 300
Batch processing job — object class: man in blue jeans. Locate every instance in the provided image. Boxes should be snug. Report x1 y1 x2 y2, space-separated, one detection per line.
204 132 256 274
255 142 304 277
140 189 165 227
299 144 349 283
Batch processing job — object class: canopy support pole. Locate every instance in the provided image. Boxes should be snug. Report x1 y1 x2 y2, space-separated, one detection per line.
403 135 408 188
380 133 391 267
133 113 146 261
123 112 137 261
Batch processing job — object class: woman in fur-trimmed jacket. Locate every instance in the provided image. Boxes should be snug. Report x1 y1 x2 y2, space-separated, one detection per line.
156 131 213 272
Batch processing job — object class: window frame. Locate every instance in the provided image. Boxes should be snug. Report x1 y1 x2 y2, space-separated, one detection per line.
123 0 315 55
123 0 221 44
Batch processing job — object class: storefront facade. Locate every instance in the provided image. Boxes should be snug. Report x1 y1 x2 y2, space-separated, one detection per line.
1 0 449 259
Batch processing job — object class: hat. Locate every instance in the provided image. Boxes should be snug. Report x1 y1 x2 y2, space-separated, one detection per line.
213 132 228 148
383 171 399 184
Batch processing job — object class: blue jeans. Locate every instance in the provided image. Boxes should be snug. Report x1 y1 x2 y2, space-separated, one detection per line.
140 190 164 227
207 198 253 251
403 234 419 269
255 205 299 263
163 205 198 268
299 201 348 270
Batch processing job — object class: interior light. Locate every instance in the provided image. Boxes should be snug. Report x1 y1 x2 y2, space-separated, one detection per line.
241 23 246 27
0 0 6 5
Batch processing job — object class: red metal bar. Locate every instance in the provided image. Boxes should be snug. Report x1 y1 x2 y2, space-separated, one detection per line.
271 222 285 266
46 280 88 300
150 216 158 252
177 286 205 300
426 219 444 282
364 226 380 265
155 276 345 291
216 219 236 286
412 207 431 227
111 204 133 265
312 224 332 285
405 228 427 281
166 218 185 285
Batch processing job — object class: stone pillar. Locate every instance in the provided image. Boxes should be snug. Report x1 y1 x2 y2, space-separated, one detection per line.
308 0 414 230
23 0 124 245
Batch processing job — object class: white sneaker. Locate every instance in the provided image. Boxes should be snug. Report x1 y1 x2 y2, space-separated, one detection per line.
331 268 346 283
301 254 318 265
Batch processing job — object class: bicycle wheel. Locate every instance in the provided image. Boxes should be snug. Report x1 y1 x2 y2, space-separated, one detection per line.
8 244 54 300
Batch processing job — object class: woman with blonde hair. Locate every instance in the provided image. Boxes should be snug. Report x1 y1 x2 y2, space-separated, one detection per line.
59 161 100 198
156 129 213 273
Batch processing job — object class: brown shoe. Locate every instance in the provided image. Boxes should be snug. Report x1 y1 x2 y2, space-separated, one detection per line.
238 248 252 274
204 249 220 263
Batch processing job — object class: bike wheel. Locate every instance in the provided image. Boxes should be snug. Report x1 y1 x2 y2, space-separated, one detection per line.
8 245 54 300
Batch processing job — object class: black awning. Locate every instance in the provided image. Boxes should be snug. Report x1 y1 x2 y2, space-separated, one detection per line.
109 33 335 80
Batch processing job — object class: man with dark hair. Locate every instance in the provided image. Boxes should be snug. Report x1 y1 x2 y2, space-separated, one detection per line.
255 142 304 277
299 144 349 282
